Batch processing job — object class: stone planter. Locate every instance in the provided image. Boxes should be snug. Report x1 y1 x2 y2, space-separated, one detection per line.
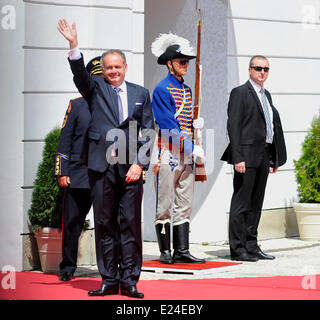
34 227 62 273
33 227 96 273
293 203 320 241
22 233 41 271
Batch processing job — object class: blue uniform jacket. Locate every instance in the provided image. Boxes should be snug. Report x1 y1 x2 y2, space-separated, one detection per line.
152 72 193 155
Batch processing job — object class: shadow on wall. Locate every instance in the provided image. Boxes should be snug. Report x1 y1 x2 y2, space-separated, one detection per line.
227 1 240 92
143 0 234 241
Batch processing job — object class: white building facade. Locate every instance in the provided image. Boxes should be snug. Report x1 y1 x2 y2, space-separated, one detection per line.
1 0 319 271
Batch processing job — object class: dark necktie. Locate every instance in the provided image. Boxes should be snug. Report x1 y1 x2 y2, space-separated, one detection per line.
114 86 124 123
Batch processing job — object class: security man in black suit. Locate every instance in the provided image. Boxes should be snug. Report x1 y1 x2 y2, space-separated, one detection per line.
221 55 287 262
55 56 103 281
58 19 155 299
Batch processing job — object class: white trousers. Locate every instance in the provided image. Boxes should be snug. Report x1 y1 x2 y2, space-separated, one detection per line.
155 149 194 227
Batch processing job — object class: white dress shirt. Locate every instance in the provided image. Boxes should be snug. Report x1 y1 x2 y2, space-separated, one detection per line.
68 46 81 60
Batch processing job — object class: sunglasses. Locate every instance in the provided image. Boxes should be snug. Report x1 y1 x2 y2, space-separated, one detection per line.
251 66 270 72
177 59 190 66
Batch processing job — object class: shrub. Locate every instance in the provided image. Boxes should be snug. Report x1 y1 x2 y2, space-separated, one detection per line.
294 111 320 203
28 127 63 231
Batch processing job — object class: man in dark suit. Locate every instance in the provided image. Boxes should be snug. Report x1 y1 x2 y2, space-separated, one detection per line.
58 19 155 298
221 55 287 262
55 57 103 281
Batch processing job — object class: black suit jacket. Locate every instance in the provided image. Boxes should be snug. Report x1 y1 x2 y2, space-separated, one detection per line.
69 55 155 176
55 97 90 188
221 80 286 168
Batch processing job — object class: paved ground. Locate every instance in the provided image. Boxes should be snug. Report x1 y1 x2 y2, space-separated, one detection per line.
75 237 320 280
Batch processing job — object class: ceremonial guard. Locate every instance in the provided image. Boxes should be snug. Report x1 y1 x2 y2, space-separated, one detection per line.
151 33 205 264
55 56 102 281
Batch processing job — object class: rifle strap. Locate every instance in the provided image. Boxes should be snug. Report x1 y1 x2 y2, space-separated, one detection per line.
174 86 186 118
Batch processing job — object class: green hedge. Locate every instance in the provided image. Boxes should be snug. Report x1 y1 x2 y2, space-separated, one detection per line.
28 127 63 231
294 111 320 203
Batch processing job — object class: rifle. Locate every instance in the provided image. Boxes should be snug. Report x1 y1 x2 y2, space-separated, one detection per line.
193 6 207 182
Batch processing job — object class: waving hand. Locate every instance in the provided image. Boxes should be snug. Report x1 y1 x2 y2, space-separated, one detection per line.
57 19 78 49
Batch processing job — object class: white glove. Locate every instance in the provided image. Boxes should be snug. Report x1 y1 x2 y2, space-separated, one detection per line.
192 145 205 163
193 117 204 130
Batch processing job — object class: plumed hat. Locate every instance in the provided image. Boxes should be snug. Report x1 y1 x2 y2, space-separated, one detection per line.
151 33 196 65
86 56 103 76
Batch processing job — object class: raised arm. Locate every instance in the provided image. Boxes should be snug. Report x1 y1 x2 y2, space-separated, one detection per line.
57 19 94 102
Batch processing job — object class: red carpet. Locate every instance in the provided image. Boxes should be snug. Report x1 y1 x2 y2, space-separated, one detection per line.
1 272 320 300
142 260 241 270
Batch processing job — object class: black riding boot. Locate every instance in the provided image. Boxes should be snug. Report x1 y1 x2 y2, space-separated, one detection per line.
173 222 205 263
155 222 174 264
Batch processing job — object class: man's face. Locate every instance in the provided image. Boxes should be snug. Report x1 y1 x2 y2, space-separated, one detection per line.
169 58 190 77
102 53 127 87
248 57 269 86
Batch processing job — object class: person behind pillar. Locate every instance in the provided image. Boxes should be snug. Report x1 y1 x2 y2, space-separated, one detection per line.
150 33 205 265
221 55 287 262
55 56 103 281
57 19 154 299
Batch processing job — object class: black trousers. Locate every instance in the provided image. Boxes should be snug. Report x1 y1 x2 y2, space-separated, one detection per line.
59 188 92 274
89 164 143 287
229 145 271 257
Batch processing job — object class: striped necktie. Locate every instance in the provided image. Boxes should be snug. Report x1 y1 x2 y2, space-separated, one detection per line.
114 86 124 123
260 88 273 143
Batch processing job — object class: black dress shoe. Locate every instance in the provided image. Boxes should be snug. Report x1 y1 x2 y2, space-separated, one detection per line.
120 285 144 299
88 283 119 296
59 272 73 281
254 249 275 260
231 252 259 262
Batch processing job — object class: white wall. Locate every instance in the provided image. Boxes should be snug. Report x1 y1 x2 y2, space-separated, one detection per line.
0 0 24 271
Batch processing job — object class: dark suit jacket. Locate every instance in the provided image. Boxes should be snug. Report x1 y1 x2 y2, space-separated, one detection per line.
68 55 155 176
221 80 287 168
55 97 90 189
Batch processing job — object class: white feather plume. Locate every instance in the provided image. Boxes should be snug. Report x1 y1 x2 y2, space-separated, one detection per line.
151 32 195 57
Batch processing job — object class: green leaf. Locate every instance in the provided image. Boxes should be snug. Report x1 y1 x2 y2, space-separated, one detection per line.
294 111 320 203
28 127 63 230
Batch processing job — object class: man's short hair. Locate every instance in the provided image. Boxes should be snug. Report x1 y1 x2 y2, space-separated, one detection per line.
101 49 127 67
249 55 268 67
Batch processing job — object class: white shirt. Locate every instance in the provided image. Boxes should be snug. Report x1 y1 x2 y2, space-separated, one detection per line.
68 46 128 122
249 79 274 140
